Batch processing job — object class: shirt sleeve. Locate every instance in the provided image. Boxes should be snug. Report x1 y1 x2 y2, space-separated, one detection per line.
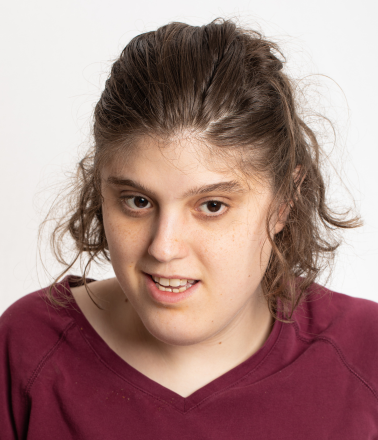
0 288 73 440
0 303 28 440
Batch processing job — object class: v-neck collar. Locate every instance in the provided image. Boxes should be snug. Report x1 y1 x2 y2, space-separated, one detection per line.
58 275 283 413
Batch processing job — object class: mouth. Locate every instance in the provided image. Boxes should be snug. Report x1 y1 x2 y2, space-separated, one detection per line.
143 272 200 304
146 273 199 293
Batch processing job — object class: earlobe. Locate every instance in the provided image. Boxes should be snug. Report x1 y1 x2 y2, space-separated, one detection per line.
274 165 304 235
274 203 290 234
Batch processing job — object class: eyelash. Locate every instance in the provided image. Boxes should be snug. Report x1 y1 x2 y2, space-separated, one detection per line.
119 195 229 219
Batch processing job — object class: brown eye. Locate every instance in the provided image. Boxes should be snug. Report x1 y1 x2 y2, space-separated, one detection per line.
207 201 222 212
198 200 228 216
124 196 151 210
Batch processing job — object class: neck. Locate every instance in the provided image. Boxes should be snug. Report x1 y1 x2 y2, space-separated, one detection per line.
121 286 274 386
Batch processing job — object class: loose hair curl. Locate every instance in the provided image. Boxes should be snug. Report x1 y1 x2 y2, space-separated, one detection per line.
42 18 361 323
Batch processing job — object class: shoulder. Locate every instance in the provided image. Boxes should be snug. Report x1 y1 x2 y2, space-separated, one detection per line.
293 282 378 338
0 282 75 340
0 281 75 389
293 282 378 393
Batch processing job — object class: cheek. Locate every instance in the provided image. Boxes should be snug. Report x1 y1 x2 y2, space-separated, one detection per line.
102 205 147 261
198 224 269 283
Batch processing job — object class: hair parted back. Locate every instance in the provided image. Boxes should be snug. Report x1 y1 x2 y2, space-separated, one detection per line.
43 17 361 323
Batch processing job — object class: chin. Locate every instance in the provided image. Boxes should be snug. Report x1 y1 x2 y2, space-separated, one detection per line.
143 316 210 347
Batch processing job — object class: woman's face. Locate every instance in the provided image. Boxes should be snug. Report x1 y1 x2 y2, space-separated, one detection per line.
101 136 282 346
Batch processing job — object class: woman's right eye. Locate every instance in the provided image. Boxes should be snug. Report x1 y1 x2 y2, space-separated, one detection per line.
121 196 152 211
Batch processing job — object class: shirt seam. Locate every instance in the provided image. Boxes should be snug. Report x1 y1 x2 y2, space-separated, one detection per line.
183 320 284 413
24 321 76 397
292 321 378 404
67 316 184 412
69 309 284 415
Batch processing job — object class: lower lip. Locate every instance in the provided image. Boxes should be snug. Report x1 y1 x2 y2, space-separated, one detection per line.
144 273 200 304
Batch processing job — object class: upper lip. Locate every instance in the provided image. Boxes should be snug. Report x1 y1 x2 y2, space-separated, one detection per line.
145 272 199 281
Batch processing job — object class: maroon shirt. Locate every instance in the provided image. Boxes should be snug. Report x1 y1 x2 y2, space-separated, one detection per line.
1 275 378 439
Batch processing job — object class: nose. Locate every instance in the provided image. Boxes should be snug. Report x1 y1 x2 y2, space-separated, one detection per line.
147 210 189 263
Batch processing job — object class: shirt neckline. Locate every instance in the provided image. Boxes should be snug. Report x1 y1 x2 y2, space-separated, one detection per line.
57 274 284 413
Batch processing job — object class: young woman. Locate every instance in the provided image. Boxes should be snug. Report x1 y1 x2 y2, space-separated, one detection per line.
1 18 377 439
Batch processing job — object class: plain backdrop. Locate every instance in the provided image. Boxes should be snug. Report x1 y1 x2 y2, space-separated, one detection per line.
1 0 377 315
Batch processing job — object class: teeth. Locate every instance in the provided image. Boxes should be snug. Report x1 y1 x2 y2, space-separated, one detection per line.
169 279 181 287
159 278 170 286
155 283 194 293
151 276 195 287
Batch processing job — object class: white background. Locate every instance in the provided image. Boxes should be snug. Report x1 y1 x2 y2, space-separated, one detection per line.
1 0 377 315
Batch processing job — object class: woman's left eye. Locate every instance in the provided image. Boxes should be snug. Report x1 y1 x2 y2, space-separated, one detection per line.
198 200 228 216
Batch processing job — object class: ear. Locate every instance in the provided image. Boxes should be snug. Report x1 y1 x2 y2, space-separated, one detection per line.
274 166 304 234
274 203 290 234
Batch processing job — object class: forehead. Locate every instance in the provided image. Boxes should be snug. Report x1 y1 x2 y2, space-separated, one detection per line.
102 135 256 190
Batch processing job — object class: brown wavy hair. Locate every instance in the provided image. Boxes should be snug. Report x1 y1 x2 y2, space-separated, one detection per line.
41 17 361 323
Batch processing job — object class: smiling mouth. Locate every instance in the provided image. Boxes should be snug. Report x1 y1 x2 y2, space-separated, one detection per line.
148 274 199 293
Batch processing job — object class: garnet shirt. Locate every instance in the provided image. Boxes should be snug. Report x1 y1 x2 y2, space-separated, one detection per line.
1 276 378 439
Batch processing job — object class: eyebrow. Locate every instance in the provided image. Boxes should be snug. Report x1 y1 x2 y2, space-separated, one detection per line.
106 176 248 199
